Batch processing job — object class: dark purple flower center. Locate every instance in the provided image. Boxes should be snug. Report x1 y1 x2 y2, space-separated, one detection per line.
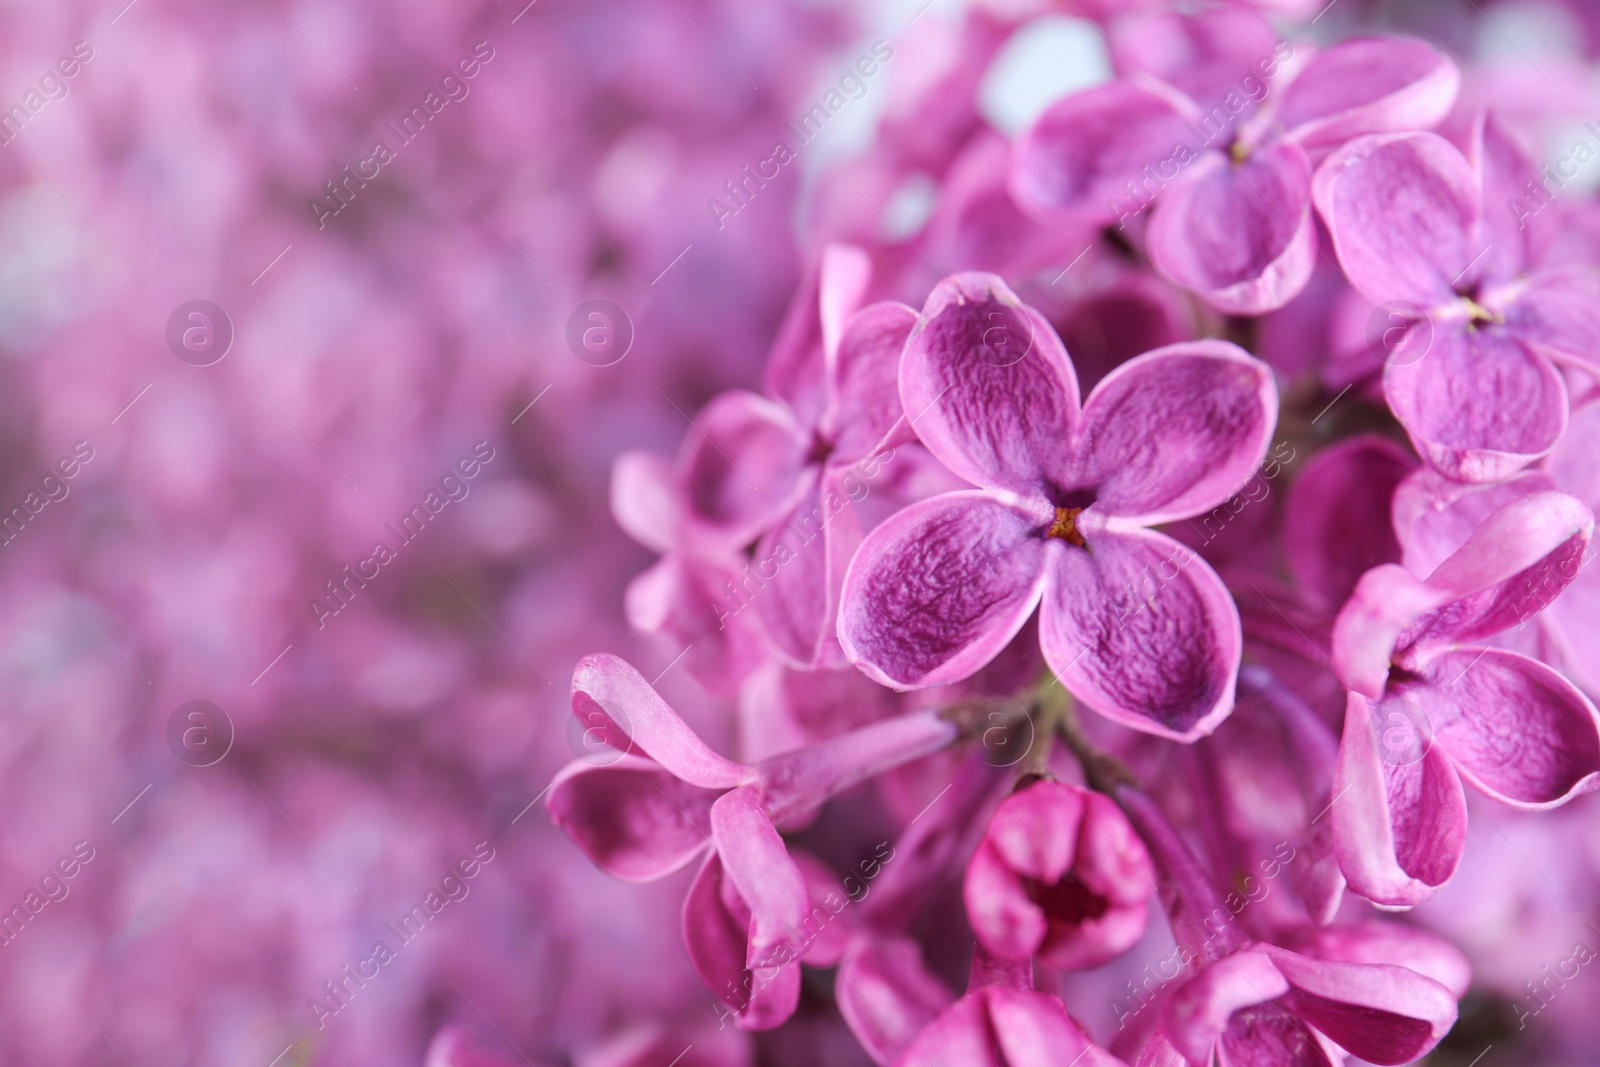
1047 506 1087 548
807 432 836 466
1028 871 1109 924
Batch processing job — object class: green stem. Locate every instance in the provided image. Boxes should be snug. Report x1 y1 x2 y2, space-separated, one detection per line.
1041 682 1139 794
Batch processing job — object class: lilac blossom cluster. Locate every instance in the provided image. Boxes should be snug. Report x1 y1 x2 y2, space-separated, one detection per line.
7 0 1600 1064
548 2 1600 1065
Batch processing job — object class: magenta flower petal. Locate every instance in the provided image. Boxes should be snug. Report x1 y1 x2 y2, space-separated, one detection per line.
678 390 810 547
1073 341 1278 525
1331 692 1465 906
1147 143 1316 314
1282 435 1412 613
1261 946 1459 1065
1331 565 1449 699
1391 468 1542 579
764 244 870 428
1384 324 1567 484
1282 921 1472 999
1011 81 1196 225
611 450 678 554
681 852 803 1031
838 492 1048 689
1277 37 1459 150
711 785 810 964
751 473 860 669
1162 949 1290 1064
986 987 1116 1067
964 840 1047 962
1312 132 1478 307
1504 264 1600 368
1400 489 1592 650
571 654 756 789
1414 648 1600 808
1041 527 1240 741
825 301 919 461
1475 113 1550 277
545 757 715 881
900 273 1080 498
893 988 1125 1067
837 938 956 1067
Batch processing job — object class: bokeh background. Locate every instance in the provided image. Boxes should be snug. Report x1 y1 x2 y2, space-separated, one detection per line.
1 0 1600 1064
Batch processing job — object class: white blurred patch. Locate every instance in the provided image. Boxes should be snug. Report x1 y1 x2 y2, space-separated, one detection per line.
882 172 938 237
979 16 1111 137
1479 0 1585 63
0 185 88 352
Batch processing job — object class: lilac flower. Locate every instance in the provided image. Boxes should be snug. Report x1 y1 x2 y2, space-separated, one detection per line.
838 273 1278 741
1329 491 1600 905
643 245 919 669
545 655 958 1028
1014 28 1458 312
1312 116 1600 481
892 944 1130 1067
964 779 1154 971
1118 788 1464 1066
1392 396 1600 694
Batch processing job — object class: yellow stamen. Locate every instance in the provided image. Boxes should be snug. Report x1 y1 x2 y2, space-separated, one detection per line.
1048 506 1087 548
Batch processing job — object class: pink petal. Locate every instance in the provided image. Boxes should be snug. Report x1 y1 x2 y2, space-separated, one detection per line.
825 301 919 461
1331 692 1466 906
837 937 957 1067
1384 324 1566 483
763 245 870 428
988 781 1082 882
1391 467 1543 579
1330 565 1451 700
964 839 1047 962
545 756 716 881
1412 648 1600 808
611 450 679 554
681 853 803 1031
1109 7 1282 106
1278 37 1459 150
1261 945 1459 1065
890 994 996 1067
1012 81 1199 226
987 988 1116 1067
1162 950 1288 1064
1218 1005 1340 1067
839 492 1049 689
1040 527 1240 742
677 390 810 548
900 273 1080 499
1504 264 1600 369
1147 143 1317 314
1282 921 1473 999
710 785 810 965
571 654 755 789
1073 341 1278 526
1399 490 1593 653
1472 112 1548 279
683 853 753 1009
1312 132 1478 308
752 472 862 669
1283 435 1413 613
